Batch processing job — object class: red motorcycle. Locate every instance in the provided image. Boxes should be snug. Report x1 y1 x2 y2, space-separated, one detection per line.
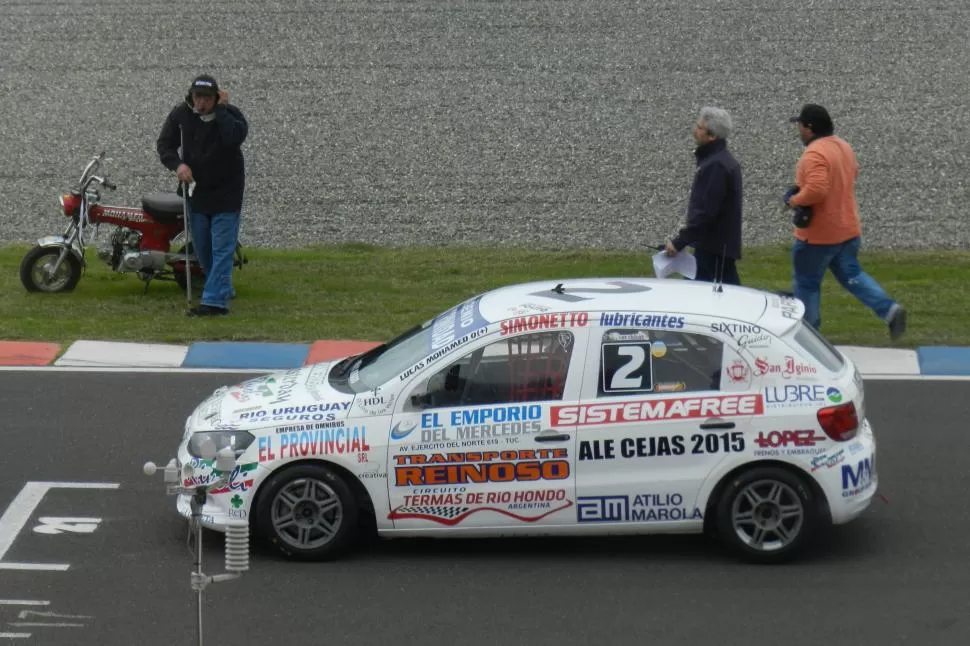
19 151 246 293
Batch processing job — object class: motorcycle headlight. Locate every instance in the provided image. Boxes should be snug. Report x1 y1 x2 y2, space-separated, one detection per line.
187 430 255 459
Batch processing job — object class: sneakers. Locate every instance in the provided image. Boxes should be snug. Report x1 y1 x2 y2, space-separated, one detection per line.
187 304 229 317
887 304 907 341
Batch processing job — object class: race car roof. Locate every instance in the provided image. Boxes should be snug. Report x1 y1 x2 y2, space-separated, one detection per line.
471 277 802 336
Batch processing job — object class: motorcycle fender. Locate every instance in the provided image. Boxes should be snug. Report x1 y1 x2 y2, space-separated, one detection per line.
35 236 84 264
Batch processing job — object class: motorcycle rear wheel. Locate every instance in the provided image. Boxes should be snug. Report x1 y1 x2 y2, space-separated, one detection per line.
172 242 246 293
20 246 82 293
172 242 204 294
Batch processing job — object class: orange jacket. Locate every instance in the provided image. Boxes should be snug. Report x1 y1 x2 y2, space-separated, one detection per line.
789 135 862 244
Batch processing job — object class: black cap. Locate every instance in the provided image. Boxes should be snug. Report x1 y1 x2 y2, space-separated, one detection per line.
188 74 219 96
789 103 833 133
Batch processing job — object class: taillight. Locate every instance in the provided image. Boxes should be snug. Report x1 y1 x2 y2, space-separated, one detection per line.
60 192 81 216
817 402 859 441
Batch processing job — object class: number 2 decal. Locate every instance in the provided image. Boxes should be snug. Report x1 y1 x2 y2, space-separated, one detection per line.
530 280 652 303
601 341 653 393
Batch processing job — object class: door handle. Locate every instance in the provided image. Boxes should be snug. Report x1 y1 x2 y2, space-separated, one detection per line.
534 432 571 443
699 421 735 430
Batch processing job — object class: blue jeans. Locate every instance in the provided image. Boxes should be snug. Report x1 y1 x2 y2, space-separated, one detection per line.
189 210 240 310
792 236 896 330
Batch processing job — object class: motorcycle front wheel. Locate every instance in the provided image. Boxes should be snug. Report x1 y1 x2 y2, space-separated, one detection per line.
20 246 82 293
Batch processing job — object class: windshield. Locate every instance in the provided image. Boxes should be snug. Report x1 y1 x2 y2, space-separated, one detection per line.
330 294 491 393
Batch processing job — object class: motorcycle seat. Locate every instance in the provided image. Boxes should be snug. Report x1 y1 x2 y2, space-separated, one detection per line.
142 192 184 224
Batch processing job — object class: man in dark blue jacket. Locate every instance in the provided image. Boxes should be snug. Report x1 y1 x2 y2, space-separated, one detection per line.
664 106 743 285
157 74 248 316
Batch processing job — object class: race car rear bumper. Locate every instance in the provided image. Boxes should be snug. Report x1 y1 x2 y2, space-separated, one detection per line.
827 419 877 525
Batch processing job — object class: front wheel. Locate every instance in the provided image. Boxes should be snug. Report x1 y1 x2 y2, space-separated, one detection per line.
714 466 821 564
255 464 359 561
20 246 82 293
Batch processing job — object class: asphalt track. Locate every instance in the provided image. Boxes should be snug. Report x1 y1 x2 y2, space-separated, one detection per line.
0 371 968 645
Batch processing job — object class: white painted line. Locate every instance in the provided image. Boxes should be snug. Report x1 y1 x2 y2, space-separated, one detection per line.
0 563 70 571
10 622 83 628
0 366 269 374
861 374 970 382
18 611 92 620
0 600 50 606
0 633 31 639
0 482 120 571
28 482 121 490
0 483 50 562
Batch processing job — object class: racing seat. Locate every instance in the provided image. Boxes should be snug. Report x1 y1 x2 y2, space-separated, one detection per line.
505 333 571 402
141 192 185 225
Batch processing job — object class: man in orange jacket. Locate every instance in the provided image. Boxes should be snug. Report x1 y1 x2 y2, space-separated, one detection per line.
784 104 907 340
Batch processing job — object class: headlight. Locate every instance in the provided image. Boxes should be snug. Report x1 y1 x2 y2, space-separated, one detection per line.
187 431 255 459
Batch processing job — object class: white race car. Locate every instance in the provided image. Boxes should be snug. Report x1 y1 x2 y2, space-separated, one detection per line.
167 277 877 564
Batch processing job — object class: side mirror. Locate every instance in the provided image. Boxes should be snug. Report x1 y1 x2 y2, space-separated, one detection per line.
410 392 433 409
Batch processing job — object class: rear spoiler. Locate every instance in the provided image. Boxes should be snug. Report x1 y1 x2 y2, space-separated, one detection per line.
755 291 806 336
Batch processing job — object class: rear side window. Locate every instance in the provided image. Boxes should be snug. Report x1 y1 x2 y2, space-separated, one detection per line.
792 322 844 372
597 329 723 396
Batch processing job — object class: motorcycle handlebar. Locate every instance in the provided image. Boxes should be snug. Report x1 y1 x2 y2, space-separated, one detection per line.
86 175 116 191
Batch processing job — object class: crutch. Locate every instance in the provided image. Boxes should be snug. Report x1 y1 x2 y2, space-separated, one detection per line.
180 126 193 306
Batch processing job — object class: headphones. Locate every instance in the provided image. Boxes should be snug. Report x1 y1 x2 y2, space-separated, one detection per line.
184 76 219 106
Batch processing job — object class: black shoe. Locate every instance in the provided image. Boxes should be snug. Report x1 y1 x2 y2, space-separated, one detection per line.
888 305 907 341
187 304 229 317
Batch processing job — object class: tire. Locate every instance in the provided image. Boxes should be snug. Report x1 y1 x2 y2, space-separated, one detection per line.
172 242 245 292
255 463 359 561
19 246 82 293
172 243 203 294
714 466 820 564
173 265 204 294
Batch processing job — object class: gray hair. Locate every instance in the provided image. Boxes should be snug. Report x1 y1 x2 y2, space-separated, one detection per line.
699 106 733 139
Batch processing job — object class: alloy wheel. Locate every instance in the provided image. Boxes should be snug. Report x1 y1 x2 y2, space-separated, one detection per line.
730 479 805 552
270 477 344 550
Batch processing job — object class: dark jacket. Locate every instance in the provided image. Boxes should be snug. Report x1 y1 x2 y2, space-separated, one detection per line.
671 138 743 260
156 102 248 213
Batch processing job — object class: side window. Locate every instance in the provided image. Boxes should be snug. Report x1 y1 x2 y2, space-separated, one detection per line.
410 331 575 409
598 329 723 396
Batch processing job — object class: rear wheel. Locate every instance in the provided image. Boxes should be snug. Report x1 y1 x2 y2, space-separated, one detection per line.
19 246 82 293
714 466 820 564
172 242 246 293
255 464 359 561
172 242 202 294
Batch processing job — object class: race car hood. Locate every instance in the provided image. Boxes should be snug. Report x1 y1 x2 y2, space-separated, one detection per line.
189 362 355 431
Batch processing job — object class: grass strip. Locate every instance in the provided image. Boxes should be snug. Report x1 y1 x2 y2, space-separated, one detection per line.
2 243 966 349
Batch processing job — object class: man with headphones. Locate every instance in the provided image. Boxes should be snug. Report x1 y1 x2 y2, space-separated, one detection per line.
156 74 249 316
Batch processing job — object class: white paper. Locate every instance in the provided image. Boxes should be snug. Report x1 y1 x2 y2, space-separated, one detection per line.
652 250 697 279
